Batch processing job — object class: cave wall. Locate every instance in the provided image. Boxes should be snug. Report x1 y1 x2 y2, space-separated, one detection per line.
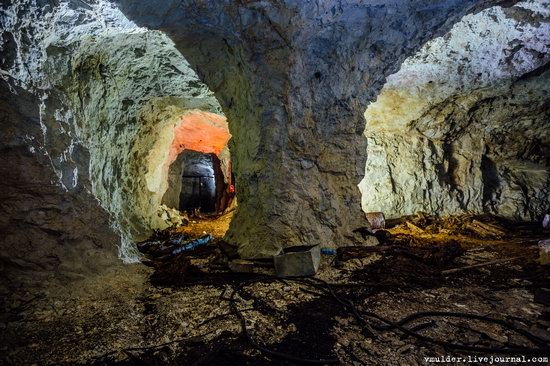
163 153 186 210
114 0 508 258
2 0 547 267
55 31 224 260
0 80 120 296
359 1 550 221
1 0 224 262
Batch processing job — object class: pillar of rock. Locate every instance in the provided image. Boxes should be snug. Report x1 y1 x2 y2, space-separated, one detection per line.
114 0 492 258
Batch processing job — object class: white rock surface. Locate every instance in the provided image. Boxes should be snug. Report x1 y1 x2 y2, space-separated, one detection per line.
115 0 494 258
360 0 550 220
2 0 223 262
3 0 548 265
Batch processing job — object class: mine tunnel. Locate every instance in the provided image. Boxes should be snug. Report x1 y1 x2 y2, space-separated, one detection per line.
161 110 233 217
1 0 550 365
165 150 232 214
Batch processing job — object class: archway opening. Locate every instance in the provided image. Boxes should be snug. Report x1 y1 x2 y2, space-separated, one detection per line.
163 149 235 215
178 151 218 214
154 109 235 241
359 3 550 222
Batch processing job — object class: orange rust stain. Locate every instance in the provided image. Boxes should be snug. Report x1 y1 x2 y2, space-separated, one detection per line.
167 111 230 165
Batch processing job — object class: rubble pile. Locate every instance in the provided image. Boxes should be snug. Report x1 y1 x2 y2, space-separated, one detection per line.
137 228 218 285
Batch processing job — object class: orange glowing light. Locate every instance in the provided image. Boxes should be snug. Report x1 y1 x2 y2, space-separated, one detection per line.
167 111 230 166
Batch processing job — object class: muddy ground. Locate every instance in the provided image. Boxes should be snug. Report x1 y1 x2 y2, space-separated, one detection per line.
1 215 550 365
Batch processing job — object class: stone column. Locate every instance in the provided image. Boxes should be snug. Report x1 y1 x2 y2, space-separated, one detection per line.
114 0 492 258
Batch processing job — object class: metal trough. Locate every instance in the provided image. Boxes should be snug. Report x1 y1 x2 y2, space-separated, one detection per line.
274 245 321 277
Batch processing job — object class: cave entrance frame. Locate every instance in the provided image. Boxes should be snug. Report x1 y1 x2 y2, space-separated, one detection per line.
160 110 234 218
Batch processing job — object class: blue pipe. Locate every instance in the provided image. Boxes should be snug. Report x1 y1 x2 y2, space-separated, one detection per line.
321 248 337 255
170 234 213 256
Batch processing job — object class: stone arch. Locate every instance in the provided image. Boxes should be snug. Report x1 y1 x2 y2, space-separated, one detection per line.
2 0 536 269
114 0 512 258
1 1 229 262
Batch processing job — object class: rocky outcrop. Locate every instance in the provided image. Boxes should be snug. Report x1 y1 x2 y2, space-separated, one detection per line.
163 153 187 210
359 1 550 221
0 80 120 294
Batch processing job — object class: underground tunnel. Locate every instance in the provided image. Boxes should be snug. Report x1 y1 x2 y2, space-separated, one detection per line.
1 0 550 364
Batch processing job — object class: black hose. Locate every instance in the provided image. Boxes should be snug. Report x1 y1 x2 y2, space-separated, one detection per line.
228 277 340 364
373 311 550 347
227 275 550 363
361 309 550 355
306 277 550 355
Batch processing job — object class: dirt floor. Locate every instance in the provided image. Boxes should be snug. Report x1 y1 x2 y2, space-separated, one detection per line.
177 210 234 239
1 214 550 365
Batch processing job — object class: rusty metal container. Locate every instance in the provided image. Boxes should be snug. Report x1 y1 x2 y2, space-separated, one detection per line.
365 212 385 231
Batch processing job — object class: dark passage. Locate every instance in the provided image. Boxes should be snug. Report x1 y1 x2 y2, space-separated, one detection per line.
179 150 225 213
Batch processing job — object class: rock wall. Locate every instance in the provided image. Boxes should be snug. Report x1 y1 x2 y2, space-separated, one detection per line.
1 0 223 263
0 80 120 296
60 34 223 260
359 1 550 221
114 0 503 258
3 0 547 268
163 153 186 210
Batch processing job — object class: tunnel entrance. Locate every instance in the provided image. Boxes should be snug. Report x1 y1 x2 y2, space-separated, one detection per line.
178 150 232 214
160 110 234 220
153 112 235 255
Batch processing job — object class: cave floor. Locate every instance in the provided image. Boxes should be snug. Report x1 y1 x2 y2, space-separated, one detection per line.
1 218 550 365
176 209 234 239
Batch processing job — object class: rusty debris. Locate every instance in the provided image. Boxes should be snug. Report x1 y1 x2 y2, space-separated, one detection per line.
365 211 386 231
